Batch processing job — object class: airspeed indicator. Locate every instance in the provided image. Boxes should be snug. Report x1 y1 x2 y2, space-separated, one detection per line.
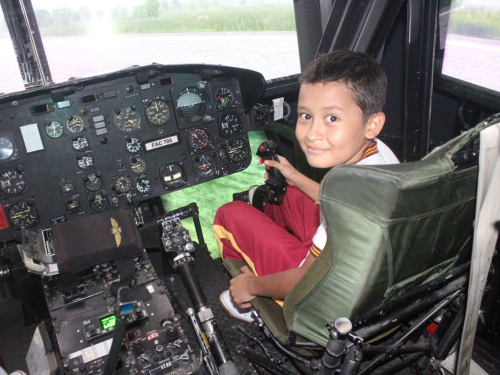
145 99 171 126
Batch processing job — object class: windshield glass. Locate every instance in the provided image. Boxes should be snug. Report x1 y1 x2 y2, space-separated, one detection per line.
441 0 500 93
0 6 25 94
0 0 299 93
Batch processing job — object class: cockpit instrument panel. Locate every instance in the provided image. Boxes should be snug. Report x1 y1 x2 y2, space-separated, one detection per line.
0 64 266 244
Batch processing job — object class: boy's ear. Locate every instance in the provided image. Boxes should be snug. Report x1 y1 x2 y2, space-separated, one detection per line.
365 112 385 140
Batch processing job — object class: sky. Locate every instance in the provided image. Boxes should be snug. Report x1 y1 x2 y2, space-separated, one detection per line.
462 0 500 8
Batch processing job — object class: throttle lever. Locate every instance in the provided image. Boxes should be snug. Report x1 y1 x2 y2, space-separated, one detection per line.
256 140 287 204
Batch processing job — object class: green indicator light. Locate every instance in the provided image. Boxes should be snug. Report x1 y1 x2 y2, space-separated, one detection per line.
100 315 116 330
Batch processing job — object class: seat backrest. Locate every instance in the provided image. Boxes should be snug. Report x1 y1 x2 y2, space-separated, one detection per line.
282 121 493 347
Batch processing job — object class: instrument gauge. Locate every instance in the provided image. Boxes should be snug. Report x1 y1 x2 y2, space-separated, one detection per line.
0 137 14 161
193 155 215 178
114 175 132 194
215 87 234 110
89 192 109 212
218 113 242 138
136 177 152 194
8 201 39 229
227 138 250 163
0 169 27 195
77 155 94 170
176 87 209 123
114 107 141 133
130 157 146 174
45 121 64 138
66 116 85 133
125 137 142 153
83 172 103 191
72 135 90 150
189 129 209 150
145 99 171 126
160 164 185 189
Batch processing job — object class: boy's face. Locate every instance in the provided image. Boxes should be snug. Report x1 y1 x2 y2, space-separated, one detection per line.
296 82 377 169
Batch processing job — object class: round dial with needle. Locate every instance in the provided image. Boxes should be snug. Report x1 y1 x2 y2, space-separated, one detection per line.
114 107 141 133
227 138 250 163
113 175 132 194
0 169 26 195
189 129 209 150
45 121 64 138
145 99 171 126
130 156 146 174
0 137 14 160
9 201 38 229
125 137 142 153
193 155 215 177
136 177 152 194
66 116 85 133
218 113 242 138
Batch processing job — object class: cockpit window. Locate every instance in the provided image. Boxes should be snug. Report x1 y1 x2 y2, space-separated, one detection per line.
0 7 25 94
440 0 500 93
11 0 300 91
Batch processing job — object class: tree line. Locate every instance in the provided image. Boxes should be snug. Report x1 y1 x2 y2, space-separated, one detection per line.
34 0 284 27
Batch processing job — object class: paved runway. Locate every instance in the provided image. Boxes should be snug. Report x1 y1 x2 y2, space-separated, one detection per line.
0 31 300 94
1 32 499 95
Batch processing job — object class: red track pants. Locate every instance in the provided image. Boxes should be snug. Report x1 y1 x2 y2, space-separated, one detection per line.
213 186 320 276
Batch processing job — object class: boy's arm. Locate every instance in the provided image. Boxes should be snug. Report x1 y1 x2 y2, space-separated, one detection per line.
229 253 316 308
263 157 320 202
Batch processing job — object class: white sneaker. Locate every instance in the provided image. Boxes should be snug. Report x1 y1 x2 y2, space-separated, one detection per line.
219 290 255 323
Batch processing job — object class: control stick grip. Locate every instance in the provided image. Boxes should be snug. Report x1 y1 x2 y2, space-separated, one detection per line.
256 140 287 204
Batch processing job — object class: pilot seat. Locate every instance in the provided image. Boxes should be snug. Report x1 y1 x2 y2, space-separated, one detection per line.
222 114 500 374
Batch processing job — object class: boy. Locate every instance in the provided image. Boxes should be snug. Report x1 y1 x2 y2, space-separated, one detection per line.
213 50 399 321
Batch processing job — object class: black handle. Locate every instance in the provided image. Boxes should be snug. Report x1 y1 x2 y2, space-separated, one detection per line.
256 140 287 204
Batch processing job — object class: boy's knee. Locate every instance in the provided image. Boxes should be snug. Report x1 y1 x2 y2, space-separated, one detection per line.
215 201 252 225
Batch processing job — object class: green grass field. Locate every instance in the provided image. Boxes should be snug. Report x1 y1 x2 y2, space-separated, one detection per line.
161 130 268 259
36 5 296 37
450 7 500 40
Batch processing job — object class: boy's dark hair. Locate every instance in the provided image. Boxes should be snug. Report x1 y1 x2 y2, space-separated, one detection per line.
299 50 387 122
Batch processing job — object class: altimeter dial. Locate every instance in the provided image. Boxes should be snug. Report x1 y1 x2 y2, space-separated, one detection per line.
145 99 171 126
218 113 242 138
0 169 26 195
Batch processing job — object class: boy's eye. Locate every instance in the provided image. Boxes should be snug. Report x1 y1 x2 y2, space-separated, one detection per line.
326 115 338 123
299 113 311 120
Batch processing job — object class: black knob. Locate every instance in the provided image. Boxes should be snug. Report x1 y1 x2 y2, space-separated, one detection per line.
115 108 121 115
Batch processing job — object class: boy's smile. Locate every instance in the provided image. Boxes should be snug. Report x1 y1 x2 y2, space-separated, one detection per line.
295 81 383 169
